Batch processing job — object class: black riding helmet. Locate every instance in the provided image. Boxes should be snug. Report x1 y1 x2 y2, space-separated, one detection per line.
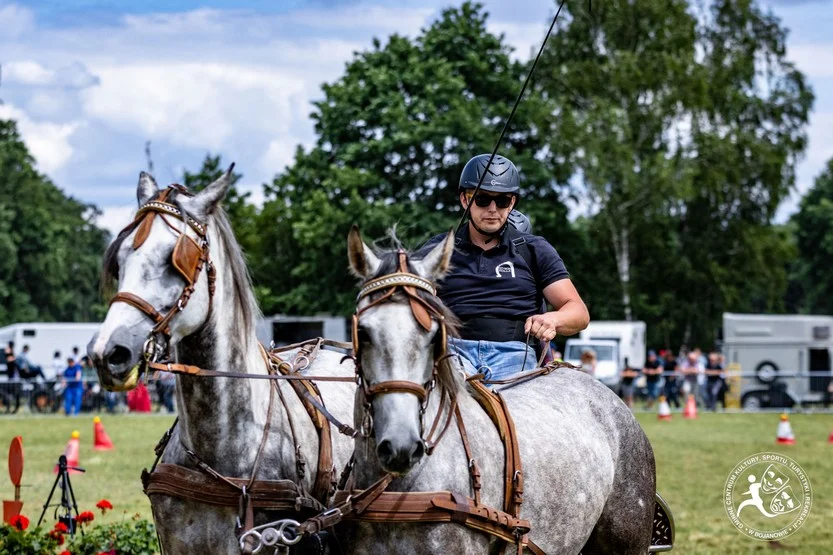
459 154 520 194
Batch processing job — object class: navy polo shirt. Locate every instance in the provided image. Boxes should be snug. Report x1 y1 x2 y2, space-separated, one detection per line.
420 225 569 321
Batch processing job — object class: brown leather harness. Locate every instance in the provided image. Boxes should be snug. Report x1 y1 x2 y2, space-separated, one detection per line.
110 187 347 551
309 251 545 554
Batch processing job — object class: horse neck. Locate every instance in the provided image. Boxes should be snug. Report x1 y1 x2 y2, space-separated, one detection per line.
173 225 273 475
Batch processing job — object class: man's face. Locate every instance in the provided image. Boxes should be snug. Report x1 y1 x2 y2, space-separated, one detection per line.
460 191 516 234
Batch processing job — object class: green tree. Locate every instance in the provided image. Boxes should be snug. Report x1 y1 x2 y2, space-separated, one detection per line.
0 120 110 324
537 0 812 348
257 1 573 316
792 158 833 315
182 154 259 260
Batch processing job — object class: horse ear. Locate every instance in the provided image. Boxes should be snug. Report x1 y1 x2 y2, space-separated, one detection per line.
418 229 454 280
191 163 235 216
137 172 158 206
348 225 381 278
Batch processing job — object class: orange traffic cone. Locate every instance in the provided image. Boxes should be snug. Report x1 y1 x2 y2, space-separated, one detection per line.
657 396 672 421
55 431 81 473
93 416 114 451
776 413 796 445
683 394 697 419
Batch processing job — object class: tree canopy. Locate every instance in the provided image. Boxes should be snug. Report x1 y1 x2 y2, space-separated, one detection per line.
0 120 110 325
1 0 821 353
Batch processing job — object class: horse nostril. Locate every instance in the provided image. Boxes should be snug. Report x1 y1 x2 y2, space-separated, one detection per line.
377 439 394 462
107 345 132 367
411 440 425 462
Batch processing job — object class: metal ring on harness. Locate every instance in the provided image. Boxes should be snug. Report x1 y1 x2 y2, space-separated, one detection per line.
294 355 311 371
238 519 302 552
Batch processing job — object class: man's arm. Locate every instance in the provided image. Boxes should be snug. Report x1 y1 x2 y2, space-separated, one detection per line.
524 279 590 341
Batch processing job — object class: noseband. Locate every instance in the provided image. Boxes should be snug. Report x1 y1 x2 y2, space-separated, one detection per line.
109 185 216 365
353 251 456 452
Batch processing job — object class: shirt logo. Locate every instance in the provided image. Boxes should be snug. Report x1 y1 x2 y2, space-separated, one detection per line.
495 261 515 278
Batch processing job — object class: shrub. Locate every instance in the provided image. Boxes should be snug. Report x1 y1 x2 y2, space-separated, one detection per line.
0 502 157 555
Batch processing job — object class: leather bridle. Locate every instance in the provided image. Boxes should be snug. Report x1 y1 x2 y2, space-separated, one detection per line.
352 250 457 453
109 186 216 369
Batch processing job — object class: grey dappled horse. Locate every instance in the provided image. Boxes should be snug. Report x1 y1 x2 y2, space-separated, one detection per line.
346 228 656 554
88 171 354 554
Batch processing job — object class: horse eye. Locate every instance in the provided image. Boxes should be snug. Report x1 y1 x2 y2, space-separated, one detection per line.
356 326 370 344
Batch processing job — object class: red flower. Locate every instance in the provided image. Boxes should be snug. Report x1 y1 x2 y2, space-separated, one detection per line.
59 551 72 555
75 511 95 524
48 529 65 545
96 499 113 513
9 514 29 531
54 522 70 533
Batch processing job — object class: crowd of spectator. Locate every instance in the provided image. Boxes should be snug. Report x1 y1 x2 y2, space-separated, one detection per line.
629 347 728 411
1 341 176 416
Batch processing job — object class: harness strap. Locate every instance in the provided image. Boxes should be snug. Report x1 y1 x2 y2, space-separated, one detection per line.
267 343 338 504
144 463 324 512
454 405 481 506
144 361 356 382
365 380 427 401
110 292 166 328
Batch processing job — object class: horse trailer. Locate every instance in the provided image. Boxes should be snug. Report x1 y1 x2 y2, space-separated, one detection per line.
0 322 101 375
722 312 833 409
256 315 348 348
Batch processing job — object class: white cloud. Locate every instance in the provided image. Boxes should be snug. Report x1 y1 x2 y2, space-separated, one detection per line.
261 138 300 175
4 60 100 89
0 3 34 38
284 4 434 34
4 60 53 85
81 63 306 151
0 104 81 174
96 205 139 240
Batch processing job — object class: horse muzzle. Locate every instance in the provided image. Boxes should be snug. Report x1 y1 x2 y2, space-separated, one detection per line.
87 329 145 392
376 436 426 475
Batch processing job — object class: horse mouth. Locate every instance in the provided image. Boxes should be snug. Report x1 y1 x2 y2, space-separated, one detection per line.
99 364 142 392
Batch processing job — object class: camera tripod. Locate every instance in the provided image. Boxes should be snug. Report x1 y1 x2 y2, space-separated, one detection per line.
37 454 85 534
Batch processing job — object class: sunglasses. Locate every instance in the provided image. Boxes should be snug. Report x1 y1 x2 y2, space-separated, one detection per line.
467 192 514 209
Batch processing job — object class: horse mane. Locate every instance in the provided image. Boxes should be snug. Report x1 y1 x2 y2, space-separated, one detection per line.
364 231 463 396
101 187 260 348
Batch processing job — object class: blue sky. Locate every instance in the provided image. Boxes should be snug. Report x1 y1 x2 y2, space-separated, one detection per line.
1 0 831 236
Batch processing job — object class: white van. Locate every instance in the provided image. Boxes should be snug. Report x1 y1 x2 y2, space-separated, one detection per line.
0 322 100 379
722 313 833 408
564 321 647 388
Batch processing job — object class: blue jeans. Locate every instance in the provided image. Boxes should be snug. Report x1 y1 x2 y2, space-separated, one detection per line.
64 387 83 415
451 338 537 383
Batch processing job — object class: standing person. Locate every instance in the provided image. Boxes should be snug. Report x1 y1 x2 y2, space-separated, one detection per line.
642 350 663 409
419 154 589 382
4 342 18 378
620 365 640 408
156 371 176 413
704 350 725 411
579 349 597 376
662 351 681 408
62 357 83 416
680 351 703 405
50 351 63 381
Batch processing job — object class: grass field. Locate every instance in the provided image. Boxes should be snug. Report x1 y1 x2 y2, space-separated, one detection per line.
1 411 831 554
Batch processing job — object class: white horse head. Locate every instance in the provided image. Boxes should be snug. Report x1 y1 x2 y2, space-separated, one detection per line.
88 167 241 390
348 226 456 474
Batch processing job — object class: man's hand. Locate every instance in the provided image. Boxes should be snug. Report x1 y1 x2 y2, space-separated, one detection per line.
524 312 559 342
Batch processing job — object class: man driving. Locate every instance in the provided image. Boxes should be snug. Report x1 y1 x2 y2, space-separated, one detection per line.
421 154 589 381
